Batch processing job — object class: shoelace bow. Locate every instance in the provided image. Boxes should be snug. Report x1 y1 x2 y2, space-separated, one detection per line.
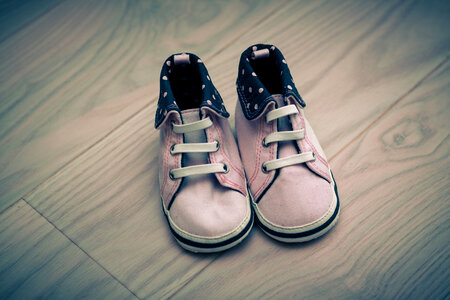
262 104 315 172
169 117 228 179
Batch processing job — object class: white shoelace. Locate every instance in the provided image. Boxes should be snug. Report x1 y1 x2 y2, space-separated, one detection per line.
169 117 228 179
262 104 315 172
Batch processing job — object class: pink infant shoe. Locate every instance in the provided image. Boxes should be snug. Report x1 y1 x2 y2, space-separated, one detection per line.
155 53 253 253
235 44 339 242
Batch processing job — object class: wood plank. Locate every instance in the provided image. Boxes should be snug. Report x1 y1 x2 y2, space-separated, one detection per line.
0 0 283 211
22 105 225 299
0 0 62 42
21 0 450 298
207 0 450 155
172 57 450 300
0 200 136 299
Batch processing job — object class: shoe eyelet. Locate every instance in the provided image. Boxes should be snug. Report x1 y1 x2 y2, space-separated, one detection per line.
311 152 316 161
261 164 268 173
169 170 175 180
170 121 175 129
222 163 230 174
262 138 269 148
169 144 176 155
214 140 220 152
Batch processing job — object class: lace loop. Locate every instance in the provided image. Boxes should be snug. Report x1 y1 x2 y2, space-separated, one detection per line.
263 153 315 172
172 117 213 133
265 104 298 123
170 141 219 155
263 129 304 146
170 163 227 180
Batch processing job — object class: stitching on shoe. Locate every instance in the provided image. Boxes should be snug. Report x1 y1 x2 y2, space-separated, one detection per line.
206 122 246 195
213 118 246 179
248 117 263 185
294 111 331 181
254 151 273 200
296 111 327 165
166 131 183 205
253 118 276 199
161 125 169 204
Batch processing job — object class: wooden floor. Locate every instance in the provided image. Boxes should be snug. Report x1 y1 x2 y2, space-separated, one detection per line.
0 0 449 299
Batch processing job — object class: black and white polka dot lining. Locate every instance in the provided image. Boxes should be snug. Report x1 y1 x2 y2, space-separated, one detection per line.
155 53 229 129
236 44 306 120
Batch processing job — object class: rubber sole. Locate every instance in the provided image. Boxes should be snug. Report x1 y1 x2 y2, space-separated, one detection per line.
172 212 253 253
254 174 340 243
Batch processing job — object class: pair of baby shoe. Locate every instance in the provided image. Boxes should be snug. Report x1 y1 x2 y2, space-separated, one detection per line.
155 44 339 253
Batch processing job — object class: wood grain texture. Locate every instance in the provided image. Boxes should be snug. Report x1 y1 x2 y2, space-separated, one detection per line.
207 0 450 152
0 0 62 42
2 0 449 299
22 102 223 299
172 56 450 300
0 200 136 299
0 0 282 211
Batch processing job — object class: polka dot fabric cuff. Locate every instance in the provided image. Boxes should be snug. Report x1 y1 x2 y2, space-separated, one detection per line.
155 53 229 129
236 44 306 120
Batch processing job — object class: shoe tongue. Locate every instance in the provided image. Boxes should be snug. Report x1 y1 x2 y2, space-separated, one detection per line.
272 94 299 158
180 109 208 166
273 94 290 131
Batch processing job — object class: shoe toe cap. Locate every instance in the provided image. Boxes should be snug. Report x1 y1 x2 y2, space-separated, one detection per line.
169 185 250 239
257 165 334 228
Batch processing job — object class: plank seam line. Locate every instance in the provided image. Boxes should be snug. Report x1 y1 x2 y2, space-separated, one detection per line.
0 0 68 45
203 0 290 62
166 254 223 300
329 53 450 162
21 198 142 300
162 53 450 298
0 196 26 216
0 0 290 216
1 42 447 218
